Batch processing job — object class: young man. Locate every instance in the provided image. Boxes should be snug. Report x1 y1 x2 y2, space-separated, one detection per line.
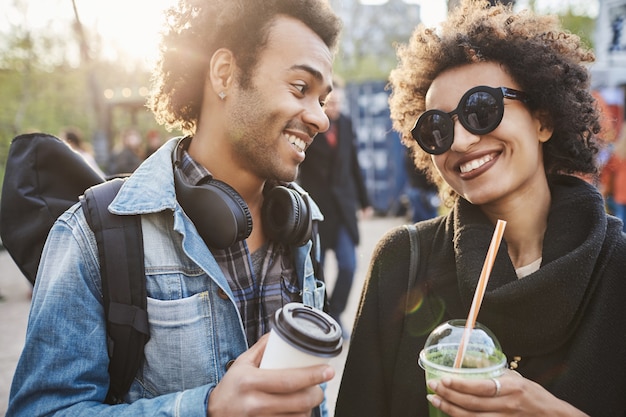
7 1 342 416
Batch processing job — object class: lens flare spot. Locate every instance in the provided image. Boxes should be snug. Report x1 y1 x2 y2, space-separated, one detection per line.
404 288 447 338
407 291 425 315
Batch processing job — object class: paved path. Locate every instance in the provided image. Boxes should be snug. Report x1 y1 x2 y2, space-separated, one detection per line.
0 215 406 416
324 215 405 416
0 248 32 417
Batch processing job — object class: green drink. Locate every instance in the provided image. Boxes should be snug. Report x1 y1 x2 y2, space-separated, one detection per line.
418 320 506 417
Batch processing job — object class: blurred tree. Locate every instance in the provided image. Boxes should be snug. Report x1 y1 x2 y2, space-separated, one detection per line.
517 0 596 49
0 0 90 187
0 0 161 190
331 0 422 81
560 8 596 50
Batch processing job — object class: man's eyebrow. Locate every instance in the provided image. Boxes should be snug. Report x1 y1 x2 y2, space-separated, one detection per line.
290 64 333 95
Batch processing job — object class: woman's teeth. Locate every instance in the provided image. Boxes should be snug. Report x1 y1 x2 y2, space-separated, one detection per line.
460 154 494 173
287 134 305 152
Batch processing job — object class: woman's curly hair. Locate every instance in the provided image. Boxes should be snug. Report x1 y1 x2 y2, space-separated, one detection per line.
388 0 601 205
148 0 342 134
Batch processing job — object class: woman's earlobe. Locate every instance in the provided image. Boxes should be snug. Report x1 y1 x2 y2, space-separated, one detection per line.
538 125 554 143
536 111 554 143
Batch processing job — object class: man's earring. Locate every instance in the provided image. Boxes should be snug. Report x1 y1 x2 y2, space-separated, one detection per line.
218 91 227 100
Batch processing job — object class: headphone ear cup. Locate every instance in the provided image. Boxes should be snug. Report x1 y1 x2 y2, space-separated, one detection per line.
174 166 252 249
262 186 312 246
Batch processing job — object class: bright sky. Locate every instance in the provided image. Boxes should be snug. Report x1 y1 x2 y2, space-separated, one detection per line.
0 0 177 67
73 0 177 66
0 0 449 67
0 0 596 68
412 0 448 27
359 0 448 26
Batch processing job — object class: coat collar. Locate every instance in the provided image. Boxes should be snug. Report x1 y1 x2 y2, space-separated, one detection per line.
450 175 615 355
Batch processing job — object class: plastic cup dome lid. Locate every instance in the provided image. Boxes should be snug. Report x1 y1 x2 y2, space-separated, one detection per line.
424 319 502 353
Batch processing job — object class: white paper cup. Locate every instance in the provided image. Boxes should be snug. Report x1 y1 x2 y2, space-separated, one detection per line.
260 302 343 369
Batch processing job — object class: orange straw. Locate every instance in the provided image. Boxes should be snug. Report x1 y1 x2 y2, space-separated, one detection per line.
453 219 507 368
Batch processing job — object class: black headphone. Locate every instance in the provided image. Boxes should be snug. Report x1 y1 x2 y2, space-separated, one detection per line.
172 137 312 249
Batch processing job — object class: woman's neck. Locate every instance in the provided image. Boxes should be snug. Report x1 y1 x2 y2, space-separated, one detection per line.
482 180 551 269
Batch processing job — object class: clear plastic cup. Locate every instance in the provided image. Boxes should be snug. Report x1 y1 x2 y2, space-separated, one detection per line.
418 319 506 417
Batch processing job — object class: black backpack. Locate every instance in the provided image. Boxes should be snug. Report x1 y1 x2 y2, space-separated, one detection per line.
0 133 149 404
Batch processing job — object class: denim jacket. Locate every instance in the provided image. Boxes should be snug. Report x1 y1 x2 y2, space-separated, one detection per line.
7 138 327 417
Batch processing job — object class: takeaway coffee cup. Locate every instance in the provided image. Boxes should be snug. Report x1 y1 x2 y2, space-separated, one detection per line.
418 320 507 417
260 302 343 369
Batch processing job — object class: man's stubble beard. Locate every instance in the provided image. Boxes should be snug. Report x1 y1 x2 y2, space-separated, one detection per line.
227 87 295 183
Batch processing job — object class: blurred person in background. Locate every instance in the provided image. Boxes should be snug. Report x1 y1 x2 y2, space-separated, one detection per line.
404 147 439 223
145 129 165 158
61 127 105 178
600 122 626 229
298 80 372 336
106 127 144 176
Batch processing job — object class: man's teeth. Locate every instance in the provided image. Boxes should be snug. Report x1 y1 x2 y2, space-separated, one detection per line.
287 134 305 152
460 154 494 173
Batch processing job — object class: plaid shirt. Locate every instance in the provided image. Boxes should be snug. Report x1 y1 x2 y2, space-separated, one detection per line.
179 150 300 345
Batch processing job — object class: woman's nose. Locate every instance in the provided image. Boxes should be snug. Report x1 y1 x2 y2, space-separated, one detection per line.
449 120 480 153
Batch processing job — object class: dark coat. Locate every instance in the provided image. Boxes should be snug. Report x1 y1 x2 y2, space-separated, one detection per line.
335 175 626 417
299 114 370 248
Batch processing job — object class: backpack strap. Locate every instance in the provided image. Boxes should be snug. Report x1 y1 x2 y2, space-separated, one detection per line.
404 224 420 314
80 178 150 404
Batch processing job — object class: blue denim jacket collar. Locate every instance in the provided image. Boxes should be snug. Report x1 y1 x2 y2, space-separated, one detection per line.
109 137 180 215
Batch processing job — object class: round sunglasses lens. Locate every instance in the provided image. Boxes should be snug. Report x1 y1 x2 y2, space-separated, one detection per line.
462 91 501 132
414 112 453 154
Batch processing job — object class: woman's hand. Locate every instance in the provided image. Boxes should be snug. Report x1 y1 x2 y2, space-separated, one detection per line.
426 370 590 417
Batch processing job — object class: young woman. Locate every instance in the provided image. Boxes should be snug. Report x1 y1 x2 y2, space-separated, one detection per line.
335 1 626 416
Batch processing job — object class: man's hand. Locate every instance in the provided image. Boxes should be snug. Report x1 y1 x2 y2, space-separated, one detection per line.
207 333 335 417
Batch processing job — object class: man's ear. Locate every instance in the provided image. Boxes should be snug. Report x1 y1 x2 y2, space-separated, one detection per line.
207 48 235 97
534 110 554 143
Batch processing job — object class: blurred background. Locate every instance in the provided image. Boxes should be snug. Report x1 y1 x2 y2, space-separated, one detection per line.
0 0 623 215
0 1 625 415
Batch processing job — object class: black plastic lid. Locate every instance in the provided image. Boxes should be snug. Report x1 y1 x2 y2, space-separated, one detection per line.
271 303 343 357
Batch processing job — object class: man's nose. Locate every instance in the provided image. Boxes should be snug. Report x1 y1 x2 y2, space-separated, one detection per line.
305 101 330 134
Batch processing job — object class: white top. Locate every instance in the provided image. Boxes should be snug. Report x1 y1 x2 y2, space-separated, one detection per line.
515 257 542 279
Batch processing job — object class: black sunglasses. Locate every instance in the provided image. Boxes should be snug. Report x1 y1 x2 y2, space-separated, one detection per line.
411 86 528 155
